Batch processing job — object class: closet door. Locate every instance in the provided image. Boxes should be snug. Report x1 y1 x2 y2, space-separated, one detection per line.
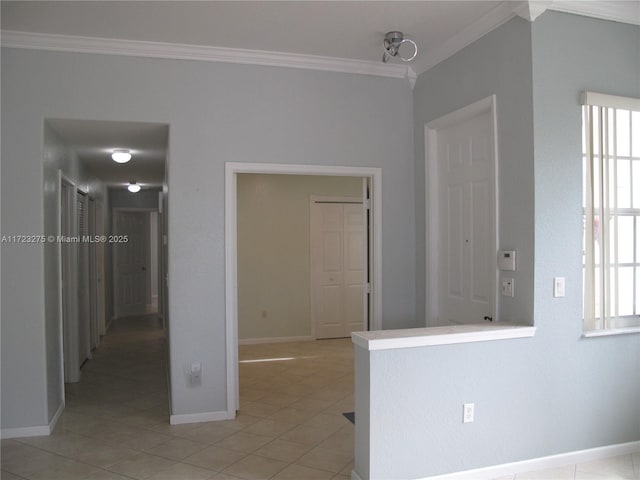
311 201 365 339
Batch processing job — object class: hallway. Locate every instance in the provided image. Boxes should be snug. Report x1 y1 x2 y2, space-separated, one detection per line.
64 315 169 425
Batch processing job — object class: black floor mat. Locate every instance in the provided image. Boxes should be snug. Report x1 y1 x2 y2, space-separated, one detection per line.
342 411 355 424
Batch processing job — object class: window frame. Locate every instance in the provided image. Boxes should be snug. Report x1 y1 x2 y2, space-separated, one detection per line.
581 92 640 336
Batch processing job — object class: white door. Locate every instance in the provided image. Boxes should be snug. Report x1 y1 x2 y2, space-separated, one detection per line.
114 211 150 317
436 107 496 324
311 200 366 339
95 200 106 336
61 178 80 383
88 198 98 350
77 192 91 363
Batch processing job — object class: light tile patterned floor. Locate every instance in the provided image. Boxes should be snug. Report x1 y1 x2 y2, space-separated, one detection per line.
2 315 638 479
1 316 354 480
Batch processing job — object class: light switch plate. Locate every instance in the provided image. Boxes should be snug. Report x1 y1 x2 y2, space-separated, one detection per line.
463 403 474 423
554 277 565 297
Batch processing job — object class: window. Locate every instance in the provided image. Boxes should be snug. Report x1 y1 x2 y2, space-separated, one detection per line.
582 92 640 333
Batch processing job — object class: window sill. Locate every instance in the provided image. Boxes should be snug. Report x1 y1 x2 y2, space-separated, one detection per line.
351 324 536 351
582 326 640 338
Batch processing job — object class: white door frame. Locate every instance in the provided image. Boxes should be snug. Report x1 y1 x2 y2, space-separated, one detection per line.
225 162 382 417
57 170 86 388
112 207 156 319
425 95 499 326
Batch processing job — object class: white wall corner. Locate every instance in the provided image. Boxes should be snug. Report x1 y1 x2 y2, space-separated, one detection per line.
407 66 418 89
514 1 553 22
0 401 64 439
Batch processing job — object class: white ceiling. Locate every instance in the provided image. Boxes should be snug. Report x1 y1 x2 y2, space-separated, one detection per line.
5 1 638 188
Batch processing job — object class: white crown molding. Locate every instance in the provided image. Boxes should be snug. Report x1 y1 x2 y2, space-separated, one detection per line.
413 1 519 76
0 30 415 86
514 1 554 22
548 0 640 26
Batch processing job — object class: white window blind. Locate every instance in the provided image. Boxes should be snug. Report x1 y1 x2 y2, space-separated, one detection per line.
582 92 640 332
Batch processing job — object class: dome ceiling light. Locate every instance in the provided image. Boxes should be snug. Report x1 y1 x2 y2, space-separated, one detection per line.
127 181 141 193
112 149 132 163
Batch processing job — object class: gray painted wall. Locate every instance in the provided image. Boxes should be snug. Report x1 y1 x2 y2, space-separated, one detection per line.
355 12 639 479
413 16 535 326
1 48 415 428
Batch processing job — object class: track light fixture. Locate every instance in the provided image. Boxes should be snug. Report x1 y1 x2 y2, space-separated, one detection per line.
382 31 417 63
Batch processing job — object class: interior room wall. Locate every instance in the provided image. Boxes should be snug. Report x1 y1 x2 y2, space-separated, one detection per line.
357 12 639 479
237 173 361 341
1 46 414 427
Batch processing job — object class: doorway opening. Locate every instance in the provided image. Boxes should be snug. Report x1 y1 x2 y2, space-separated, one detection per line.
47 118 169 424
112 207 161 319
225 163 382 418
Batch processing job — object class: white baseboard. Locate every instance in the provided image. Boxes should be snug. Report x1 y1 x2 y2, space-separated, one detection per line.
170 410 232 425
48 401 64 434
1 401 65 439
352 441 640 480
239 335 314 345
1 425 51 439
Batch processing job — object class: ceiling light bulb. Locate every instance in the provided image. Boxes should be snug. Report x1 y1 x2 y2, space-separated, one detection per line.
112 149 132 163
128 182 141 193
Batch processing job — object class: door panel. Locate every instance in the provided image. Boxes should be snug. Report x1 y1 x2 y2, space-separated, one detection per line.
471 180 490 303
343 204 365 334
77 193 91 364
446 184 465 300
317 284 344 338
115 211 149 317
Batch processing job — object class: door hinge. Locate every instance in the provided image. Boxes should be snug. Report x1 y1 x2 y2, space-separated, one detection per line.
363 199 371 210
365 283 372 294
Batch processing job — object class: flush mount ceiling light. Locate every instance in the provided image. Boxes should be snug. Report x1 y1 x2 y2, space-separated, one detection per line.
382 31 417 63
111 149 132 163
127 181 141 193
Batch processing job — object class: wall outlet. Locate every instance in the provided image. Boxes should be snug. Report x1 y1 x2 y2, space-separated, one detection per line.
463 403 474 423
190 362 202 385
